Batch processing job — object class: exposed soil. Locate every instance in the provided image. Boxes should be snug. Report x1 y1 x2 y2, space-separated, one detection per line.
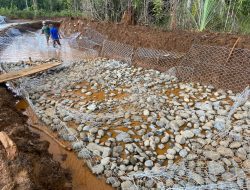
61 18 250 53
0 84 71 190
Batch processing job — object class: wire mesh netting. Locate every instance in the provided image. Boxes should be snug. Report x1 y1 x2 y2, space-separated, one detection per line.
175 44 250 92
133 47 185 72
101 40 134 63
0 16 6 25
82 27 107 45
0 36 13 51
65 27 250 93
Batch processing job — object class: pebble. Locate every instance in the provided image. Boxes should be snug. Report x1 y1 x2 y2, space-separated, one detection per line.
157 155 166 159
145 160 153 167
203 151 220 160
87 103 97 111
229 142 242 149
182 130 194 138
217 146 234 157
143 109 150 116
92 164 104 174
208 161 225 175
175 135 186 144
116 132 130 142
101 157 110 165
243 160 250 169
179 149 188 157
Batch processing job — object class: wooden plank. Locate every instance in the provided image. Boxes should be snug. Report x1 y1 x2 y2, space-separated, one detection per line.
0 62 61 83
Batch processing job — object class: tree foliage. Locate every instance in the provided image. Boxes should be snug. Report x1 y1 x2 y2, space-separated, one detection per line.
0 0 249 34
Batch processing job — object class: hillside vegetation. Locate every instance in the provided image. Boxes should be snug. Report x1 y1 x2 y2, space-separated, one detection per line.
0 0 250 34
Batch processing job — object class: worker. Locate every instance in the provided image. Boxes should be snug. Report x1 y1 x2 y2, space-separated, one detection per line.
49 24 61 48
41 21 50 45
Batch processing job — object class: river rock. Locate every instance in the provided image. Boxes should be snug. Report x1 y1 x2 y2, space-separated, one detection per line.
87 103 97 111
89 127 98 134
87 143 111 158
145 160 153 167
106 177 121 188
229 142 242 149
179 149 188 158
243 160 250 170
92 164 104 174
203 151 220 160
217 146 234 157
161 135 169 143
157 155 166 159
175 135 186 144
214 118 226 131
101 157 110 165
121 181 135 190
189 172 205 185
208 161 225 175
182 130 194 138
125 144 134 152
143 109 150 116
116 132 130 142
112 146 123 157
72 141 84 150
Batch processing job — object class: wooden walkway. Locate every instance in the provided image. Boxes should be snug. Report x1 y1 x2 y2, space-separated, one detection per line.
0 62 61 83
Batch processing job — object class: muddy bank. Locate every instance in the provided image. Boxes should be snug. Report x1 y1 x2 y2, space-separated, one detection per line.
0 85 71 190
61 18 250 53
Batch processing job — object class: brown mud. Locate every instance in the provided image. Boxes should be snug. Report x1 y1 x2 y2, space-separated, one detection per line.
0 85 71 190
25 100 113 190
61 18 250 53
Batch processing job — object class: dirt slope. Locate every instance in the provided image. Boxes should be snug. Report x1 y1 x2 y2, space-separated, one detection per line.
0 85 71 190
61 18 250 53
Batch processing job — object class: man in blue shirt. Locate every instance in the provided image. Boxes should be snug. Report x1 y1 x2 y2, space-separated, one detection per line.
49 24 61 48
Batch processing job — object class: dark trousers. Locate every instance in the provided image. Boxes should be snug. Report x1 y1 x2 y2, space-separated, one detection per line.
53 39 61 47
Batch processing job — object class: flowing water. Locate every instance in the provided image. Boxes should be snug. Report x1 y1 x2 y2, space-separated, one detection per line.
0 31 92 63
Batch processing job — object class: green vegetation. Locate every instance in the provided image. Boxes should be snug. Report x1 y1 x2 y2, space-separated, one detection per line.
0 0 250 34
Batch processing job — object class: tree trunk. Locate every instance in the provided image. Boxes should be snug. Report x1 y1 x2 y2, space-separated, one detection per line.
25 0 29 9
105 0 109 21
32 0 38 17
170 0 178 30
32 0 38 10
49 0 53 11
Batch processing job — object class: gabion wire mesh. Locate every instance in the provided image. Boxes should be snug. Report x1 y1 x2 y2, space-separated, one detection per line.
67 28 250 93
68 30 102 56
133 47 185 72
176 44 250 92
0 36 12 51
101 40 134 63
82 27 107 45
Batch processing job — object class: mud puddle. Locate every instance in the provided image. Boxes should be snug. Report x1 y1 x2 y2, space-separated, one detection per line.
17 99 113 190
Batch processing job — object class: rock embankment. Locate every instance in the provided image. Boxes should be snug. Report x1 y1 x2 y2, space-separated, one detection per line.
2 59 249 189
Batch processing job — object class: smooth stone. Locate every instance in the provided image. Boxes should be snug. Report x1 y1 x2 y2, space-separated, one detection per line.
217 146 234 157
145 160 153 167
175 135 186 144
208 161 225 175
203 151 220 160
